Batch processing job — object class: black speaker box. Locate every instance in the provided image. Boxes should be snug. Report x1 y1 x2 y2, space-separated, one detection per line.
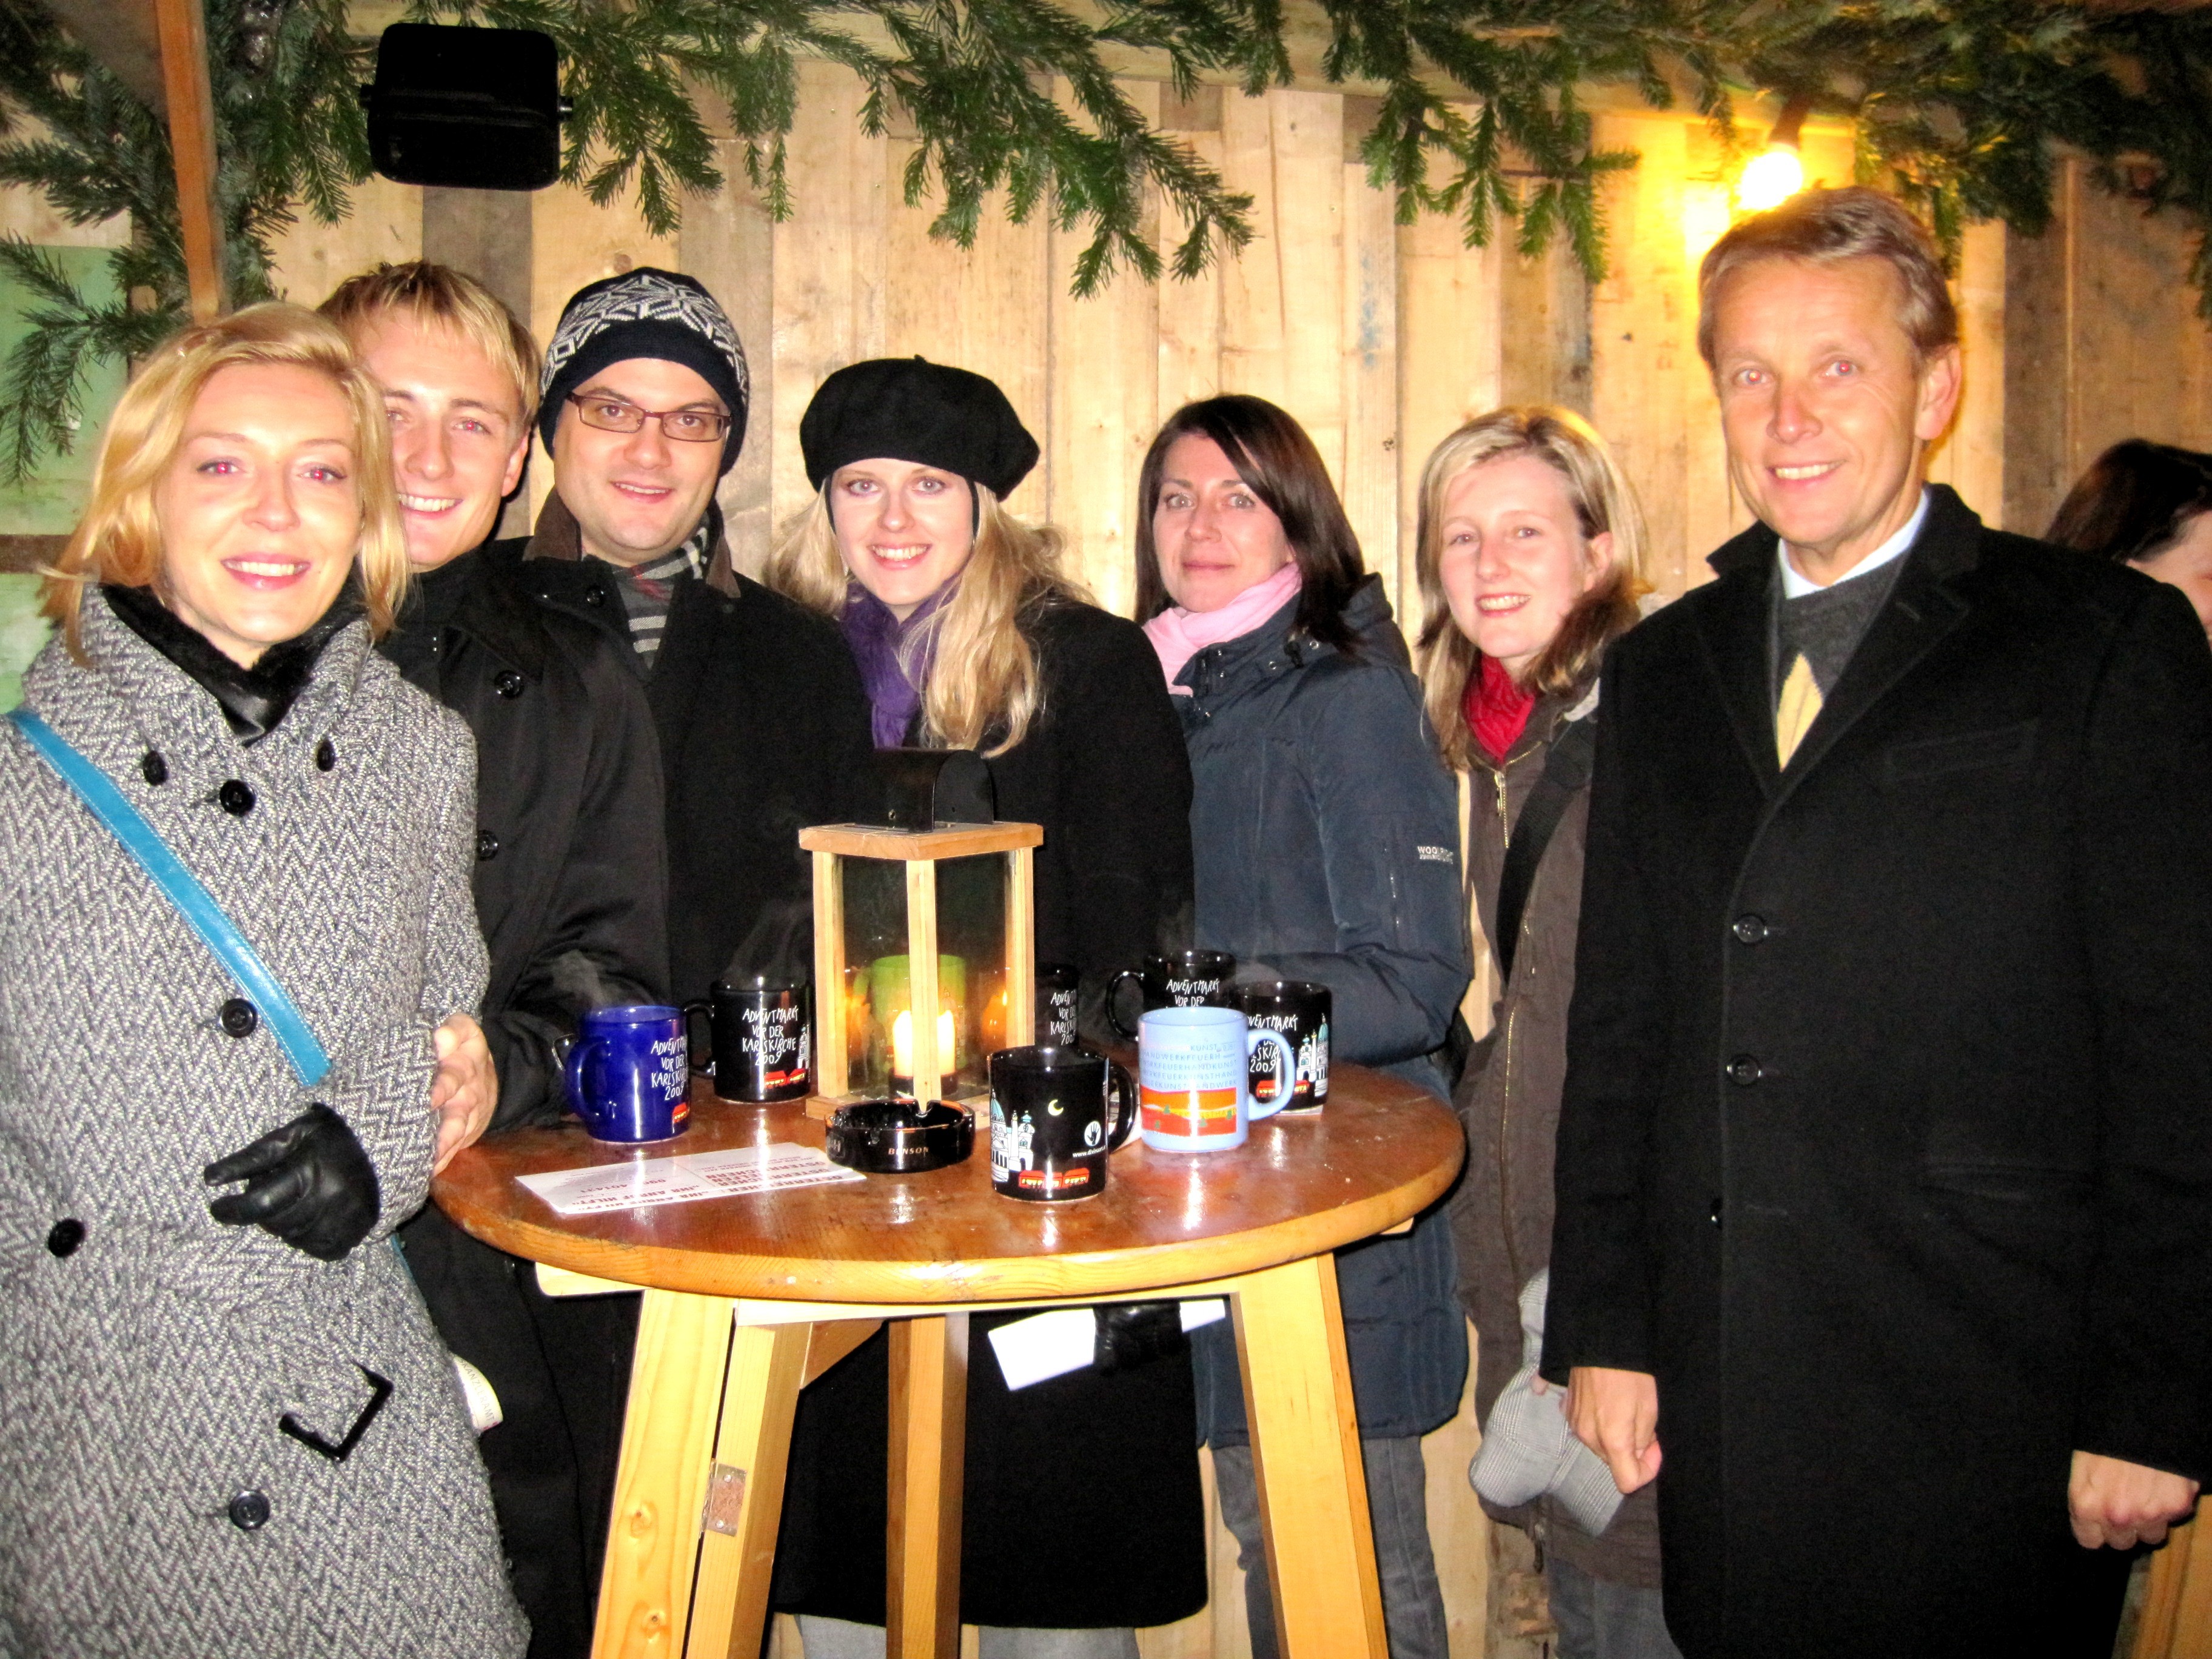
362 24 566 192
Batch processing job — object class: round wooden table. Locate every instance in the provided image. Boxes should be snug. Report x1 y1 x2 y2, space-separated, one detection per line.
437 1062 1463 1659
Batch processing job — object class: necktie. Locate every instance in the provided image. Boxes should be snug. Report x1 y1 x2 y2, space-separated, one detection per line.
1776 652 1822 766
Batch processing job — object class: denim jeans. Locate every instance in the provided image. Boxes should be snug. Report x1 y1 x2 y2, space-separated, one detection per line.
1211 1438 1447 1659
1546 1555 1684 1659
795 1615 1139 1659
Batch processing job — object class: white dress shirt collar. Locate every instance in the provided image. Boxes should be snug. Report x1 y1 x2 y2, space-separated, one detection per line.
1778 488 1931 600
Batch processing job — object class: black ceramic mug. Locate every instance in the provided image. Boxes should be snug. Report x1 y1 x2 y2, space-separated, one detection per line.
1227 979 1332 1113
1105 950 1236 1041
1035 962 1081 1047
685 976 810 1103
988 1045 1139 1202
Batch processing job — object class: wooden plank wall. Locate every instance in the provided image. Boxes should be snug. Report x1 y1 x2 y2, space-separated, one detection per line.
255 73 2113 625
0 67 2187 1659
2003 155 2212 538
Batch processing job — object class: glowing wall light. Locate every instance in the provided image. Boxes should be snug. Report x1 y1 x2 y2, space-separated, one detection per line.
1737 95 1812 213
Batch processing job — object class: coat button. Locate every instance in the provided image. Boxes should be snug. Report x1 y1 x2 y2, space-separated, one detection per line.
218 780 255 817
227 1490 271 1531
1709 1196 1724 1229
46 1218 84 1257
315 739 336 772
494 669 525 699
140 751 167 785
219 998 259 1039
476 830 501 861
1732 915 1769 944
584 585 609 608
1726 1054 1763 1087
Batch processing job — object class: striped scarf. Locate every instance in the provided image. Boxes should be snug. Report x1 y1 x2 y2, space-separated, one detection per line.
602 517 712 665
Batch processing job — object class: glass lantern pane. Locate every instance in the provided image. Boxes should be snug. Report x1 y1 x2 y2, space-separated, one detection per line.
936 853 1008 1093
839 857 907 1098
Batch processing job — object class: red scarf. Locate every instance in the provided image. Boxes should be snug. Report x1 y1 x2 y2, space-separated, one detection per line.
1464 654 1535 763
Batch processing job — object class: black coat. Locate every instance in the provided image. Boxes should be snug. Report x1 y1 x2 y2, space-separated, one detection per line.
985 598 1196 1026
495 498 878 1004
379 545 668 1127
771 598 1207 1631
383 545 667 1659
1544 487 2212 1657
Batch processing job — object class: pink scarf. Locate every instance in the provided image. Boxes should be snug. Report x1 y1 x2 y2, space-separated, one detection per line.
1142 562 1304 695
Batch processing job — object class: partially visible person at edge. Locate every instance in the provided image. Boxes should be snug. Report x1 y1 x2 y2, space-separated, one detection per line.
762 357 1203 1659
492 267 876 1016
1546 186 2212 1658
320 261 669 1659
1413 407 1676 1659
2046 438 2212 640
1134 393 1469 1659
0 303 525 1657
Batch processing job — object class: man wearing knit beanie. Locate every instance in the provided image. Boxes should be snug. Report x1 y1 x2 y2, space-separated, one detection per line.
493 266 875 1040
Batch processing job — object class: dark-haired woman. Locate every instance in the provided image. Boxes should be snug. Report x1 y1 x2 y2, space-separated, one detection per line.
2047 438 2212 640
764 357 1204 1659
1135 394 1469 1659
1415 408 1677 1659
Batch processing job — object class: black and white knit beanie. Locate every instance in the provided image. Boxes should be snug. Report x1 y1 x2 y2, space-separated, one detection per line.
539 267 750 475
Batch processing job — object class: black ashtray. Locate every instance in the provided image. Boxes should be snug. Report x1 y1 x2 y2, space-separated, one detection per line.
824 1099 974 1173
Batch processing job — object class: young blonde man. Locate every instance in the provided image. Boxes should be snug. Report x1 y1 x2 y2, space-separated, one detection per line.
323 263 668 1659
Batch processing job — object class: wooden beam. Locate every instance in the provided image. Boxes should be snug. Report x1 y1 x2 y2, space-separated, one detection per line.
153 0 226 320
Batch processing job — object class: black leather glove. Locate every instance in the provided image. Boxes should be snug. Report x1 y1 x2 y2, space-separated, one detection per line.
203 1102 381 1261
1093 1301 1189 1375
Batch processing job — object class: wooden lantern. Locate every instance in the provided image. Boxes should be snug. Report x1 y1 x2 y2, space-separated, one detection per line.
799 820 1044 1120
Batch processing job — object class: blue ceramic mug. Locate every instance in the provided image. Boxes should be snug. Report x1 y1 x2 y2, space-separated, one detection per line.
1137 1005 1296 1153
565 1004 691 1142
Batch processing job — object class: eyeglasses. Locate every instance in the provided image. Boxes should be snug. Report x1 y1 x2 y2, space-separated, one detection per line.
567 392 730 444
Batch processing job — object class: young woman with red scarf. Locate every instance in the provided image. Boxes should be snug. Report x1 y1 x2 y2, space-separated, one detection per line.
1411 407 1669 1659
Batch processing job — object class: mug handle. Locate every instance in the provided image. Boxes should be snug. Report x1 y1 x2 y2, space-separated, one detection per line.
1105 970 1145 1042
564 1038 605 1126
1245 1029 1297 1121
1103 1061 1140 1151
682 1000 715 1074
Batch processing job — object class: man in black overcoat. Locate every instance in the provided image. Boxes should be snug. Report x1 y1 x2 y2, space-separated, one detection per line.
1544 186 2212 1656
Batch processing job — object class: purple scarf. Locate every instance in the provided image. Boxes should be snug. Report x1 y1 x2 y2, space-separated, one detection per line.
839 580 956 749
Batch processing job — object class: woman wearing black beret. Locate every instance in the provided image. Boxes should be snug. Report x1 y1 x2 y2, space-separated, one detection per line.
763 357 1204 1658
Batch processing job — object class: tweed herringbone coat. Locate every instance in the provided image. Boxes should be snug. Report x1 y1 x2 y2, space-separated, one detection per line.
0 589 527 1658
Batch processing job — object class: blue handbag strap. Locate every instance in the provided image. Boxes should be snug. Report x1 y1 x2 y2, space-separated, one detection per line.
7 707 331 1088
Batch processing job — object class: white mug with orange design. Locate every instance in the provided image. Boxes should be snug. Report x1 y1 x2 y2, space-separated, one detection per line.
1136 1005 1296 1153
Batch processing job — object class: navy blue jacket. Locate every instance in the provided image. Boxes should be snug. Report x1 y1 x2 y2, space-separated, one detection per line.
1176 574 1470 1444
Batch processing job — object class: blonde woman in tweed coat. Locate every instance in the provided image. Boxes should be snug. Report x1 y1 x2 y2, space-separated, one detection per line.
0 306 526 1657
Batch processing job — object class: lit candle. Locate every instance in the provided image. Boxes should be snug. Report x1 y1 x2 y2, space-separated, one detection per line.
890 1006 957 1087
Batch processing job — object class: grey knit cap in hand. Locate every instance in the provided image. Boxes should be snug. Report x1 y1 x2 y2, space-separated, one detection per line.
1469 1269 1628 1537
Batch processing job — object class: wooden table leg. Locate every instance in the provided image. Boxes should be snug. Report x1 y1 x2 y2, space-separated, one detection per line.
887 1313 969 1659
2134 1513 2212 1659
1232 1255 1388 1659
685 1320 813 1659
594 1288 739 1658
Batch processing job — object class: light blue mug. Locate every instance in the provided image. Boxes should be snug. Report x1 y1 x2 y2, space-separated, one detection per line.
1137 1005 1297 1153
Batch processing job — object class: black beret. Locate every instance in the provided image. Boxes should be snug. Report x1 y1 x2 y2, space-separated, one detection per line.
800 357 1040 500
